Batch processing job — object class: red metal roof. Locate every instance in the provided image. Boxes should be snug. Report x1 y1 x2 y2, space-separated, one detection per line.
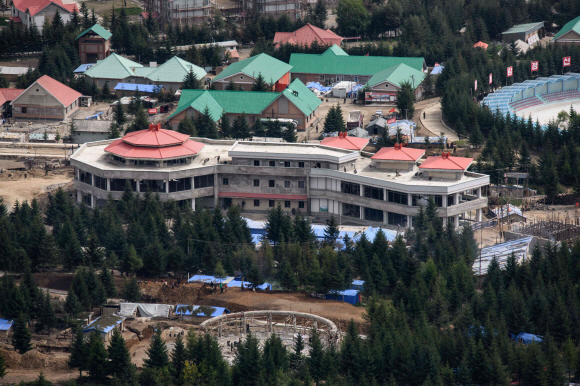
34 75 82 107
104 138 205 160
229 49 240 59
473 41 489 50
0 88 25 106
274 24 343 47
13 0 78 16
9 16 22 22
218 192 307 200
371 144 425 161
419 152 473 171
320 133 369 150
140 11 159 19
122 124 190 147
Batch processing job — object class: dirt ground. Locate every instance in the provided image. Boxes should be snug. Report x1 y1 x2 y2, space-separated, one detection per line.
81 0 144 20
0 57 39 68
0 169 73 209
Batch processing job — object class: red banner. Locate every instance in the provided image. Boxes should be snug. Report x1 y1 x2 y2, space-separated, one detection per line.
387 118 396 124
489 73 492 84
563 56 571 67
531 61 539 72
507 66 513 77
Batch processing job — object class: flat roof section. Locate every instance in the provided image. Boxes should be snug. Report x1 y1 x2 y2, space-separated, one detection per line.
229 141 359 163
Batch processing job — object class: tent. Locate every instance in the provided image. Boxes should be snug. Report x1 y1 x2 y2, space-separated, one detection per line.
188 275 235 284
430 65 444 75
326 289 361 305
351 280 365 291
515 332 542 344
119 303 171 318
175 305 230 317
228 280 272 290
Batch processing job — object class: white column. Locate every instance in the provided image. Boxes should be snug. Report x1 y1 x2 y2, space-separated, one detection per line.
359 184 364 197
407 215 412 229
455 192 460 205
476 208 482 222
454 214 460 229
443 216 448 227
91 194 95 208
383 211 387 225
360 206 363 220
407 193 412 206
76 190 81 203
384 189 387 201
191 198 196 210
106 178 110 191
476 187 482 198
165 180 169 193
442 194 447 208
135 179 140 193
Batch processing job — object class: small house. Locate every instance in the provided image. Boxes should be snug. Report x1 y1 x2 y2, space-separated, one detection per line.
0 318 13 341
73 119 114 144
76 24 112 65
501 22 545 46
553 15 580 46
82 315 124 343
326 289 361 305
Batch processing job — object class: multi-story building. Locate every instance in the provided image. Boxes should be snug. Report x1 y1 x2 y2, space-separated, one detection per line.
76 24 112 65
153 0 216 26
71 125 489 229
238 0 304 21
9 0 78 30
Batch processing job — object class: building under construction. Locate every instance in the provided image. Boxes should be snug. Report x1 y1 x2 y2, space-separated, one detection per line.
151 0 217 27
237 0 310 22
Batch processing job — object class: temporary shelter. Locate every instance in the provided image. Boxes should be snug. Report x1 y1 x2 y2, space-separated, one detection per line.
326 289 361 305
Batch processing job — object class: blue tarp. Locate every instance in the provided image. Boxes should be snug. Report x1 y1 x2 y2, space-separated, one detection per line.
114 83 162 93
74 63 95 73
347 84 363 97
306 82 332 92
85 111 104 120
351 280 365 290
430 65 444 75
515 332 542 344
326 289 360 305
227 281 272 290
0 318 13 331
188 275 231 283
175 305 230 317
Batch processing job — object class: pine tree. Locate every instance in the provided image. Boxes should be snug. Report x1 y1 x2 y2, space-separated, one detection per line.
68 325 88 377
182 68 201 89
233 332 264 385
126 105 149 133
107 121 121 139
278 258 299 291
291 332 305 369
124 276 141 302
108 328 134 382
171 334 187 384
113 100 126 128
145 325 169 369
64 287 82 317
100 268 117 298
225 78 238 90
324 214 340 246
87 331 108 383
308 327 326 383
251 73 270 92
397 80 415 119
40 290 56 335
101 81 111 100
12 313 32 354
282 123 297 142
71 270 90 310
34 372 51 386
220 115 231 137
123 245 143 275
0 350 5 379
177 115 197 136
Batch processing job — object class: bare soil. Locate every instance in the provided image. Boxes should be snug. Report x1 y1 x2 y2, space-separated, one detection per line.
0 168 73 209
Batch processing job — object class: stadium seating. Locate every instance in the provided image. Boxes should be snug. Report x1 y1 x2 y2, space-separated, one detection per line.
540 89 580 103
508 96 544 111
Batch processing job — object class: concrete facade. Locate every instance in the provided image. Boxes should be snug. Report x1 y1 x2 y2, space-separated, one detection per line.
11 2 74 31
71 139 489 229
78 34 111 65
12 85 79 120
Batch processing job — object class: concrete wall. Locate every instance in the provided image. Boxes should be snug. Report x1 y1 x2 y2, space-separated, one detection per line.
73 131 110 144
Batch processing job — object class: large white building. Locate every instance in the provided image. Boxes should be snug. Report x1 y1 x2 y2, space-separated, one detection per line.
71 126 489 229
10 0 78 30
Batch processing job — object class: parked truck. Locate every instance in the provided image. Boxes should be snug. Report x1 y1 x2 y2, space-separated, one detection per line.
347 110 364 129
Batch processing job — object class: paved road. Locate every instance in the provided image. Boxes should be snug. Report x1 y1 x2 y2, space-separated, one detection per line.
419 101 459 142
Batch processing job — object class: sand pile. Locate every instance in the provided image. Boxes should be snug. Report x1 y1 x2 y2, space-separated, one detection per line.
1 348 69 371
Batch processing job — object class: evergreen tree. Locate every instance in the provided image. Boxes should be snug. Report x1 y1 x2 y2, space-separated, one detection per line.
64 287 82 317
308 327 326 383
68 325 88 377
101 81 111 100
251 73 270 92
126 105 150 133
177 115 197 136
107 121 121 139
124 276 142 302
40 290 56 335
108 328 134 382
324 214 340 246
113 100 126 128
291 332 305 369
12 313 32 354
100 267 117 298
171 334 187 384
0 349 5 380
397 80 416 119
144 325 169 369
233 332 264 385
282 123 297 142
182 68 201 89
87 331 108 383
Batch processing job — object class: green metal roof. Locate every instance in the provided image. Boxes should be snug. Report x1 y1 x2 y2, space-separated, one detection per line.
282 79 322 116
289 51 425 75
145 56 207 83
76 24 113 41
84 53 142 80
212 53 292 84
501 22 544 35
326 44 348 56
169 80 318 121
365 63 426 89
554 16 580 39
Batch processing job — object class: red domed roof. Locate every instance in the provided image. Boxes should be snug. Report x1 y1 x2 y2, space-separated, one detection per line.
104 123 205 160
122 123 190 147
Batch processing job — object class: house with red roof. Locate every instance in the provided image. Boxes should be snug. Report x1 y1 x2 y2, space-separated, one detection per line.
273 23 344 48
11 75 82 120
320 132 369 152
371 143 425 171
10 0 78 30
0 88 25 118
419 152 473 180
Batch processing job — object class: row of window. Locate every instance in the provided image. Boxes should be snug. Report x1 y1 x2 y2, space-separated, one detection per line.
79 172 214 192
341 203 408 226
253 160 306 168
251 200 305 209
341 182 458 208
247 179 305 188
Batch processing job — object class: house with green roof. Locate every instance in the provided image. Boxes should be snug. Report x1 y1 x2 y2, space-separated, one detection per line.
84 54 206 91
169 79 321 132
501 22 545 45
211 53 293 92
76 24 112 65
364 63 426 102
553 16 580 46
289 45 427 86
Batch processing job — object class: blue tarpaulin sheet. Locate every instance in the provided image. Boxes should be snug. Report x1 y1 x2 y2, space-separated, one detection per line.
74 63 95 73
175 305 230 317
227 281 272 290
0 318 13 331
515 332 542 344
326 289 360 305
347 84 363 97
188 275 232 283
306 82 331 92
430 65 444 75
351 280 365 290
114 83 162 93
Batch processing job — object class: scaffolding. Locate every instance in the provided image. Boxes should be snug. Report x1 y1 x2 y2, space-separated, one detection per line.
513 218 580 243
